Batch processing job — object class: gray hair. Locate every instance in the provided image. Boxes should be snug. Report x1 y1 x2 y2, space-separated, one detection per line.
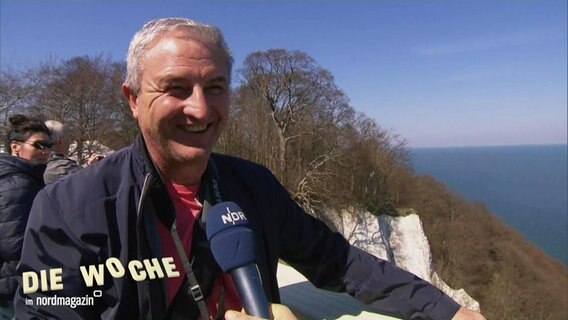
44 120 65 140
125 17 234 93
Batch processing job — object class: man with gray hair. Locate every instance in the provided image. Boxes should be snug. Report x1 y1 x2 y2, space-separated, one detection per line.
43 120 103 184
16 18 485 320
43 120 81 185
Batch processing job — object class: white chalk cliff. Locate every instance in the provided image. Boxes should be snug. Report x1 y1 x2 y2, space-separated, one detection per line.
332 208 480 312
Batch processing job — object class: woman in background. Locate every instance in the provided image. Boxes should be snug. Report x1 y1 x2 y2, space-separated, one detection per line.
0 114 52 319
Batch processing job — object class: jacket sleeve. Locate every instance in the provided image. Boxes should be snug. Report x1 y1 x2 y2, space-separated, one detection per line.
0 174 42 299
269 174 461 320
13 189 102 320
0 175 41 262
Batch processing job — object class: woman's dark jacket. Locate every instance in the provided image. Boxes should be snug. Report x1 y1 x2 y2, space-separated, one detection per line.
14 136 459 319
0 155 45 301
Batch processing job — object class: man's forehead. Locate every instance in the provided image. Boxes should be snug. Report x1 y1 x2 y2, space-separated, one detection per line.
145 32 224 64
148 29 215 52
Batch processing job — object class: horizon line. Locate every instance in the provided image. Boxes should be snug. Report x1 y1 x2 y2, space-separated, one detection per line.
410 142 568 149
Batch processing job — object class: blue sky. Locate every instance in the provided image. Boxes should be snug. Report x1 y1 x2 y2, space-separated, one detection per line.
1 0 566 147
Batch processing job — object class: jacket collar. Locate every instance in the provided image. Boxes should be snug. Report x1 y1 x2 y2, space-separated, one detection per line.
0 155 46 183
132 134 162 182
130 134 223 230
131 134 175 225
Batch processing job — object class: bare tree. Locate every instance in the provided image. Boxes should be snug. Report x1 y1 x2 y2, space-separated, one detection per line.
0 67 45 149
231 51 342 216
238 49 341 182
29 55 135 162
224 49 412 222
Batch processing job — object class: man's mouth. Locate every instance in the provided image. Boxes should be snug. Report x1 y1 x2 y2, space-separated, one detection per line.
180 123 209 133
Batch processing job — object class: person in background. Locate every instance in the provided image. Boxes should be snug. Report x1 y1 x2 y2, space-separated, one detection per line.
0 114 52 319
15 18 485 320
43 120 105 185
43 120 81 185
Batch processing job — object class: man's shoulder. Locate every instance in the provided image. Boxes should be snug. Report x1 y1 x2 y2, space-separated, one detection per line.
28 146 141 241
44 147 138 203
45 155 80 172
47 155 77 165
210 153 287 202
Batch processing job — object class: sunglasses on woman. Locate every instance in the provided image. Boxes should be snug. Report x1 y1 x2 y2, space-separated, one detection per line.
20 140 55 150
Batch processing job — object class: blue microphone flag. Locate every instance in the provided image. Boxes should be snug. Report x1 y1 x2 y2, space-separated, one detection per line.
206 201 255 272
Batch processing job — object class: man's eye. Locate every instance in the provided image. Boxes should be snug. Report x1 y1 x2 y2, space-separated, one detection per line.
206 85 225 95
166 86 191 98
168 86 186 92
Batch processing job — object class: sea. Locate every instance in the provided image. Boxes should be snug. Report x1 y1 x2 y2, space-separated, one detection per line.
410 144 568 265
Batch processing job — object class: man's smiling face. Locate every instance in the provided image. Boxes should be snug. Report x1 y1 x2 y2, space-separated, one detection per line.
126 30 230 180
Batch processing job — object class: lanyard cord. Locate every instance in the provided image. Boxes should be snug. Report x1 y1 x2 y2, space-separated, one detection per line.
170 222 210 319
169 160 224 320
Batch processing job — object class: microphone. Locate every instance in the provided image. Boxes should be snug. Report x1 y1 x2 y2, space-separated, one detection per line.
206 201 271 319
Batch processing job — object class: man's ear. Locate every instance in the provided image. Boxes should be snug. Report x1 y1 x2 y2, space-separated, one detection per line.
122 83 139 119
10 141 20 156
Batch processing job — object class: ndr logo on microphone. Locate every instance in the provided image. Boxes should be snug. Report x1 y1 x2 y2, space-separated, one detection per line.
221 206 247 225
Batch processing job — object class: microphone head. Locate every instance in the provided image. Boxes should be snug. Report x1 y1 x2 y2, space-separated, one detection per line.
206 201 255 272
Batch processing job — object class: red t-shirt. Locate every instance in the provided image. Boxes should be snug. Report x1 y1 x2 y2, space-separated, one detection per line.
156 181 241 318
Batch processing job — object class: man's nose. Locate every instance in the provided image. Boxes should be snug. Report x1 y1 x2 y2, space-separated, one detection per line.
183 87 209 120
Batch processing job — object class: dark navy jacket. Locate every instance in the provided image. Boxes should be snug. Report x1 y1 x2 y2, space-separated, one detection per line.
15 136 460 319
0 155 45 301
